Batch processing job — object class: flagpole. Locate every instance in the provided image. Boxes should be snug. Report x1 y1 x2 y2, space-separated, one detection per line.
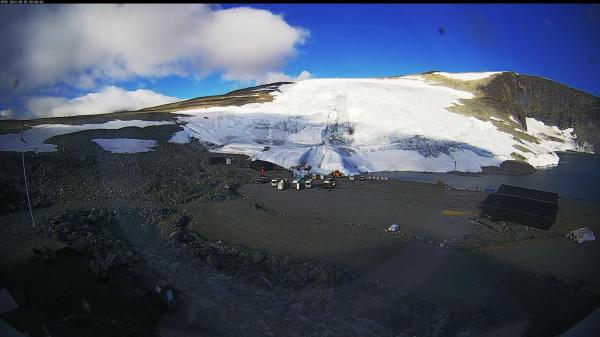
20 127 35 228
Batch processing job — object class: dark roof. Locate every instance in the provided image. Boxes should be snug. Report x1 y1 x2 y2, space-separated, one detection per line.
248 160 283 171
496 184 558 203
481 184 559 230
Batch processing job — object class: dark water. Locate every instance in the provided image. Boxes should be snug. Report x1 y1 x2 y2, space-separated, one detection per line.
371 152 600 201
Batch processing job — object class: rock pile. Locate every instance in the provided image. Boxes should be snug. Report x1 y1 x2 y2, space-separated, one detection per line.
42 208 147 279
161 214 353 290
42 207 353 292
463 215 561 249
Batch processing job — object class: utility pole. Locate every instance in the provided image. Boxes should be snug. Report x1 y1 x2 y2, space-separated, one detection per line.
20 126 35 228
453 160 457 188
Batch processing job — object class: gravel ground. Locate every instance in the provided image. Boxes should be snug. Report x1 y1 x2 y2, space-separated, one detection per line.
1 125 599 337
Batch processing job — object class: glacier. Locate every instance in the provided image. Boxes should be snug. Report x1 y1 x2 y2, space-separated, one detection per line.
0 74 579 175
169 75 580 174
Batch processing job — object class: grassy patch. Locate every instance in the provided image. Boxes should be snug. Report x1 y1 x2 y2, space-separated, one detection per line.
543 134 564 143
511 152 527 161
513 144 532 154
138 82 290 113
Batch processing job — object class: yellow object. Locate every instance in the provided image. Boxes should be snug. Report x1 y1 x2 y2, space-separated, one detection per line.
441 209 478 217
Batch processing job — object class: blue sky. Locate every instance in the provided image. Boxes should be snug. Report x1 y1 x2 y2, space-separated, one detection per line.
135 4 600 98
1 4 599 119
217 4 599 96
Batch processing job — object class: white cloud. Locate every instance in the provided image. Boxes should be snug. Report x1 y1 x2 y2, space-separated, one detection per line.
1 4 308 92
202 7 309 81
257 70 312 84
24 86 180 119
0 109 13 119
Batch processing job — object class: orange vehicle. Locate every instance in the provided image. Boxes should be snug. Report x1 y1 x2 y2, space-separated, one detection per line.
329 170 345 178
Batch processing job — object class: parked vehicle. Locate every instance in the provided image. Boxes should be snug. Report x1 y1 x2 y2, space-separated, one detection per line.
320 179 336 189
305 179 312 189
292 180 301 190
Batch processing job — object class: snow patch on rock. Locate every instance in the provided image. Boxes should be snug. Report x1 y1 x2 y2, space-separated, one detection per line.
92 138 157 153
0 120 173 152
517 117 580 167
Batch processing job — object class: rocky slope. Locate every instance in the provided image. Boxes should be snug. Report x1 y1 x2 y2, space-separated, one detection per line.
138 82 291 113
481 72 599 152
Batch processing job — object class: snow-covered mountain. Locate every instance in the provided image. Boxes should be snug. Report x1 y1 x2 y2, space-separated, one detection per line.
1 71 597 175
164 72 594 174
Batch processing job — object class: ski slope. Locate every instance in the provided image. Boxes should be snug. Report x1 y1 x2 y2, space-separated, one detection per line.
170 75 580 174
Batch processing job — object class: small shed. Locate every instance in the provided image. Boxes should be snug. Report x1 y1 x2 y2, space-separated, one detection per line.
249 160 282 172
